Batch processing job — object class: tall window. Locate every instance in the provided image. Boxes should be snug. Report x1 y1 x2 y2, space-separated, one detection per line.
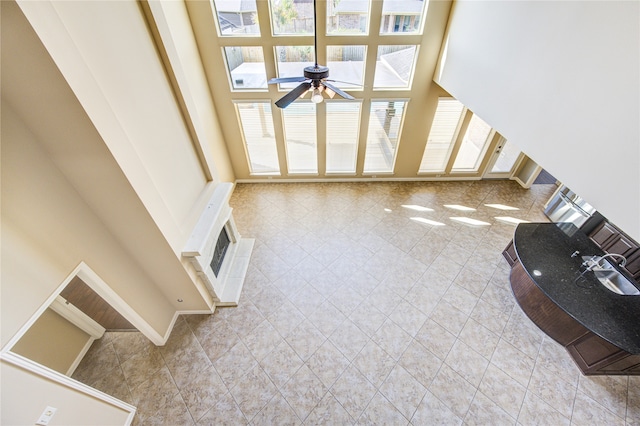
419 98 465 173
451 114 494 172
282 103 318 173
326 102 362 173
364 100 407 173
236 102 280 175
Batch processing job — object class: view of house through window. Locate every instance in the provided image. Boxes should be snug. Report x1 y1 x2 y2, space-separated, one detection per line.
327 0 370 35
379 0 427 34
212 0 260 36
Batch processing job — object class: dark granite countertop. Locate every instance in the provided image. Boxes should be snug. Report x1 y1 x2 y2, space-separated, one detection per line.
513 222 640 354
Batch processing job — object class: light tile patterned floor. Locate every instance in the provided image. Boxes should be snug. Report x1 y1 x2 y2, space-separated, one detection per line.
73 181 640 425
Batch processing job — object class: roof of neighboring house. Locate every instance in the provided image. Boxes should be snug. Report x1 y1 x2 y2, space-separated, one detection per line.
379 45 416 82
335 0 424 15
215 0 257 13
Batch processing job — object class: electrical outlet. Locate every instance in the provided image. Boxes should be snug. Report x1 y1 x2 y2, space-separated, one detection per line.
36 406 57 426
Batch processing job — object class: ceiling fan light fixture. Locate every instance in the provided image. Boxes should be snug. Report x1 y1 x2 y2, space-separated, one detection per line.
311 88 324 104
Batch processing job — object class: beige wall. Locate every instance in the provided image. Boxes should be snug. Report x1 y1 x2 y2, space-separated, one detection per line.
144 0 236 185
0 101 177 346
11 309 91 376
1 361 131 425
15 0 230 251
437 0 640 240
1 0 230 421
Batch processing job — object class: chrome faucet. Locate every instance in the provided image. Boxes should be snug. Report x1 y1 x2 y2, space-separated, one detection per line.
583 253 627 271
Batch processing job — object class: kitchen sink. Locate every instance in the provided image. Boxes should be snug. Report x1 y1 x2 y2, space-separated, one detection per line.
581 256 640 295
593 270 640 295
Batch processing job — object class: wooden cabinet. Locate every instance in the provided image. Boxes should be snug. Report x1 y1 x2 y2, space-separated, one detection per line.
509 261 589 347
626 251 640 280
589 222 620 249
607 235 637 257
502 240 517 266
589 221 640 278
506 241 640 376
566 332 640 375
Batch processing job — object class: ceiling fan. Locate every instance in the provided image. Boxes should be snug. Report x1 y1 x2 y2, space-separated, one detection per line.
268 0 355 108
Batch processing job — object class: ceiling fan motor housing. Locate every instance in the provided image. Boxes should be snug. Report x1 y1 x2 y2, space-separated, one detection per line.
304 65 329 86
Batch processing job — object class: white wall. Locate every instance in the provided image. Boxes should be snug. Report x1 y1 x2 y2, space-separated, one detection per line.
1 361 132 425
437 0 640 240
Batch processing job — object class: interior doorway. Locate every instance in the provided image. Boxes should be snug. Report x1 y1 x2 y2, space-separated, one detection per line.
60 276 136 331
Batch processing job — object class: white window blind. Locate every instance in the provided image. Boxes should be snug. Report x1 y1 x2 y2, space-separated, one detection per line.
283 102 317 173
326 102 361 173
364 100 406 173
452 114 493 172
419 98 465 173
236 102 280 174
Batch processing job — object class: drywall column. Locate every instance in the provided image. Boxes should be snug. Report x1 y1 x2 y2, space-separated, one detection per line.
436 0 640 240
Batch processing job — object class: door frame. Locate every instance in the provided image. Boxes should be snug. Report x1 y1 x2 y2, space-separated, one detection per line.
482 136 525 179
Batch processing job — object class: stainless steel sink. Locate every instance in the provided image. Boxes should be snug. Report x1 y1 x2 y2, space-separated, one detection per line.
581 256 640 295
593 270 640 295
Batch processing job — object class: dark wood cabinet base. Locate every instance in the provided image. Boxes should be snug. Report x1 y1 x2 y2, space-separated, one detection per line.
503 245 640 376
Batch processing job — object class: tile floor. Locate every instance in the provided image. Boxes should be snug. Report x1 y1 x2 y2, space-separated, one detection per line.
72 180 640 425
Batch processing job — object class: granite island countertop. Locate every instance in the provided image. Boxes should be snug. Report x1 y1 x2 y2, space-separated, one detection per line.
513 222 640 354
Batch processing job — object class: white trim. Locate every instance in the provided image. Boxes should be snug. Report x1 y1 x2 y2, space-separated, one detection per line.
161 310 218 342
513 164 543 189
66 337 96 377
236 175 484 183
50 296 105 339
74 264 165 346
1 262 164 355
0 351 136 425
183 182 234 257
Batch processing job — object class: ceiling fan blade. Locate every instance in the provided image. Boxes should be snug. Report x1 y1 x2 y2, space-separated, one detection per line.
268 76 307 84
275 82 312 108
325 86 336 99
326 79 363 87
323 82 355 100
